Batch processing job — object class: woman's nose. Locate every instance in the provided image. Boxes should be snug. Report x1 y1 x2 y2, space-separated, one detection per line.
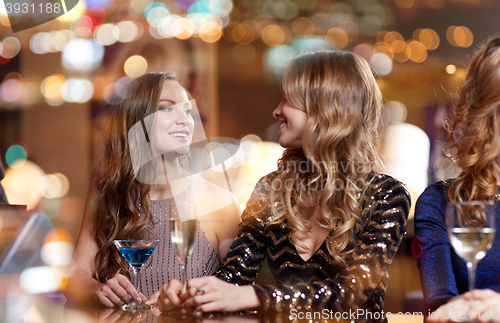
175 110 189 125
273 102 282 118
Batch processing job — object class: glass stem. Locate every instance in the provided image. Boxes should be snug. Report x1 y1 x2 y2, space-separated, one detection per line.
467 261 477 292
467 261 477 312
131 266 141 300
181 258 187 294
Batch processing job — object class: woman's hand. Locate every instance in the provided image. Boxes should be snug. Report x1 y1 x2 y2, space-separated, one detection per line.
94 274 146 307
157 279 185 311
428 289 500 322
183 276 260 313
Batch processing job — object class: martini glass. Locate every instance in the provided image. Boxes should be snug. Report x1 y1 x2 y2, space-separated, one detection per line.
113 239 159 311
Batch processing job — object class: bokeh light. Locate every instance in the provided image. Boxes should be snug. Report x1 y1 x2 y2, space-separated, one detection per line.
326 28 348 48
73 15 97 38
385 101 407 124
95 24 120 46
1 79 23 102
41 241 74 266
41 74 66 103
62 78 94 103
1 37 21 58
114 76 134 98
124 55 148 78
117 21 139 42
20 266 63 294
240 134 263 165
447 26 474 48
395 0 415 8
371 52 393 76
446 64 457 74
30 32 52 54
85 0 114 10
146 2 169 26
417 28 440 50
407 40 427 63
62 39 104 70
6 144 28 168
265 45 295 77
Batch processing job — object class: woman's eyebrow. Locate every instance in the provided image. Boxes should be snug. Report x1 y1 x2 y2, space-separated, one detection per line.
159 99 176 105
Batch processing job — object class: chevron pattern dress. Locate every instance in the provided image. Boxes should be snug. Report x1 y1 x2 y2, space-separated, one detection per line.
215 171 410 321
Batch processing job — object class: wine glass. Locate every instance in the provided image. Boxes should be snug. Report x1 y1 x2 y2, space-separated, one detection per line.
446 200 496 314
169 216 197 294
113 239 159 311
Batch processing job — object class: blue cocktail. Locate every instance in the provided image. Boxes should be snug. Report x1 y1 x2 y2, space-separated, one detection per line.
113 240 159 311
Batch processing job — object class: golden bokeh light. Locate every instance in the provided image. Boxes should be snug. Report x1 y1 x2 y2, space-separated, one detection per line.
326 28 348 49
172 18 195 40
304 27 325 37
407 40 427 63
446 26 458 47
124 55 148 78
376 31 388 44
338 21 360 42
231 22 255 44
418 28 440 50
394 43 410 62
446 64 457 74
395 0 415 9
200 23 223 43
292 17 315 36
455 26 473 47
447 26 473 47
261 25 285 46
41 74 66 100
373 42 394 60
280 25 292 44
384 31 405 52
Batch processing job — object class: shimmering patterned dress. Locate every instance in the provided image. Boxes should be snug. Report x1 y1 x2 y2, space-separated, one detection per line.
215 172 410 319
139 198 220 298
415 182 500 312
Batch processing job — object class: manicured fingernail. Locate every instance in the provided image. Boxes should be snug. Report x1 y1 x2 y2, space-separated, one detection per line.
136 297 142 304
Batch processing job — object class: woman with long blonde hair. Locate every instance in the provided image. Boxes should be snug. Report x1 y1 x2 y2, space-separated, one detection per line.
159 50 410 318
416 36 500 321
64 72 240 307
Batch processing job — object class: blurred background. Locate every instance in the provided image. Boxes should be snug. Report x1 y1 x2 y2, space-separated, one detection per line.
1 0 499 316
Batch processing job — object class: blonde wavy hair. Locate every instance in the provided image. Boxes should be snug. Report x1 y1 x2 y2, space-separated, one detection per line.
266 50 383 263
445 36 500 204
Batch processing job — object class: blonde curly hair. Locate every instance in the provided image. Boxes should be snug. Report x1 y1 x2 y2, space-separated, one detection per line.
266 50 383 264
445 36 500 204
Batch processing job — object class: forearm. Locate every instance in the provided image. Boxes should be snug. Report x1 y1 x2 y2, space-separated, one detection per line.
64 271 104 304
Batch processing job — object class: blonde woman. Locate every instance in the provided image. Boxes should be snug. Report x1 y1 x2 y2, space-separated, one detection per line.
416 36 500 322
159 50 410 318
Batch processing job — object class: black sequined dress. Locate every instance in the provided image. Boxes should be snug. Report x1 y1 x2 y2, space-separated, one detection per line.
215 171 410 321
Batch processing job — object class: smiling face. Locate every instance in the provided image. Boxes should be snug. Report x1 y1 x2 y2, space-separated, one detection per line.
273 98 308 149
152 79 194 157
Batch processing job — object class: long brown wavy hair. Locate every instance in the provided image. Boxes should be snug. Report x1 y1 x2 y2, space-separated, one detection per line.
267 50 383 263
93 71 179 282
445 36 500 204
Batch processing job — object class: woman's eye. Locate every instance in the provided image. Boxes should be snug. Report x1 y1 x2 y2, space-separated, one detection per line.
160 106 173 112
184 109 192 115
